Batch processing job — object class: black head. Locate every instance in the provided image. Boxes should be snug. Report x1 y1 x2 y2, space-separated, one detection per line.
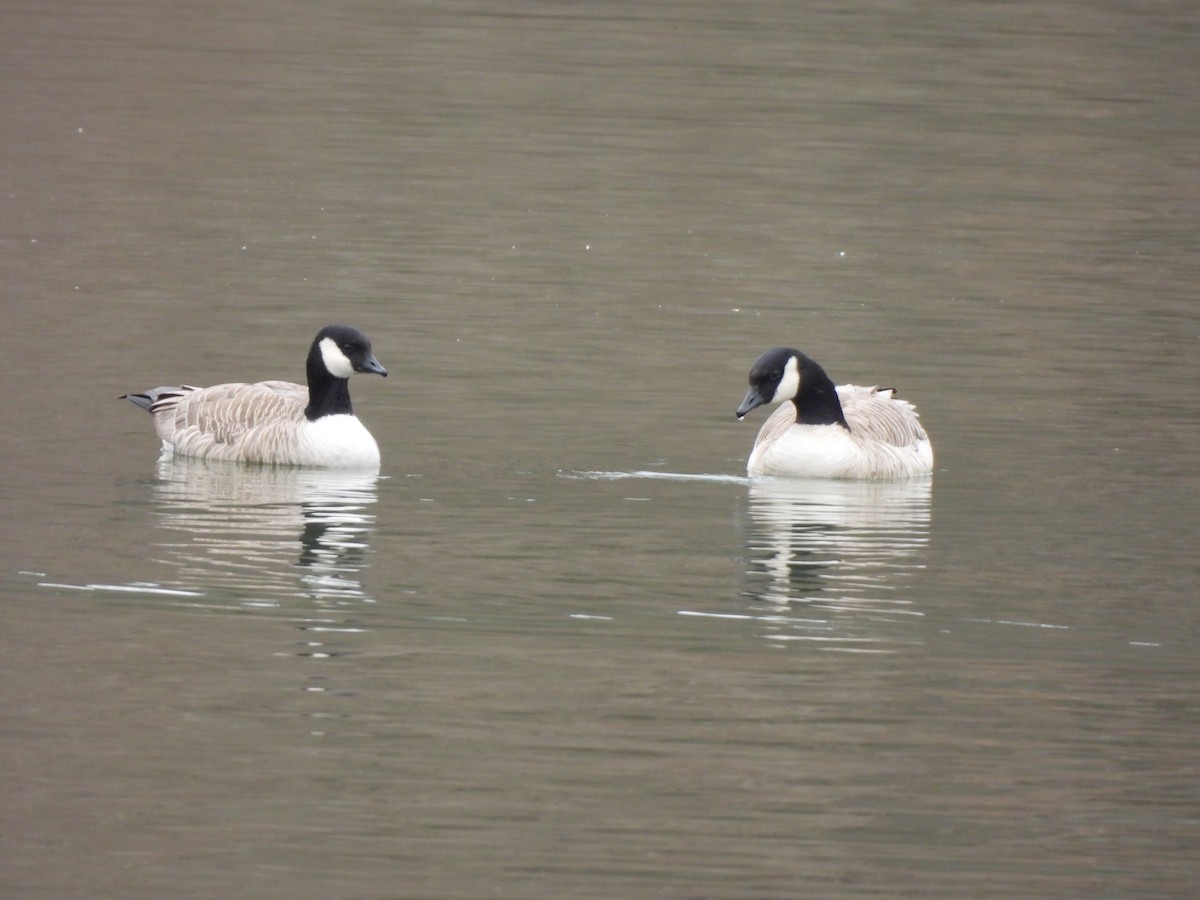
304 325 386 421
310 325 388 379
736 347 802 419
735 346 848 428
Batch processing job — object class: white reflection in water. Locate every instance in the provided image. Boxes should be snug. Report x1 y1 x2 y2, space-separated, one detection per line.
149 458 379 610
741 478 932 650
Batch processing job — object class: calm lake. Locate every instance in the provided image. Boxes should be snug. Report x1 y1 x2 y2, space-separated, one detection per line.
2 1 1198 897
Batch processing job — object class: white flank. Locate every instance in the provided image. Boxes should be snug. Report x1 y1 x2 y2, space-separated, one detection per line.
319 337 356 378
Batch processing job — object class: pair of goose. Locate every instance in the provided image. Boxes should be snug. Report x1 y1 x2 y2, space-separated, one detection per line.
124 326 933 479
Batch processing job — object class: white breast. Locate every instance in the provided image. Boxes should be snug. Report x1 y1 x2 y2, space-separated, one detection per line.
749 423 867 478
298 415 381 469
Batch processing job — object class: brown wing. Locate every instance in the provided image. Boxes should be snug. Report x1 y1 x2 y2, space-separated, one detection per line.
153 381 308 459
838 385 928 448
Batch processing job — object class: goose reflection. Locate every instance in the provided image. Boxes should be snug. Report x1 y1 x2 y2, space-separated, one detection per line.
743 478 932 648
149 457 380 610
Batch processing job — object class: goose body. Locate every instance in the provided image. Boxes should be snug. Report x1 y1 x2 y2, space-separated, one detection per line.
736 347 932 479
124 325 387 470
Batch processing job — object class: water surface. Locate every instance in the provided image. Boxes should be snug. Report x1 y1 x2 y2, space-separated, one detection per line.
2 1 1198 897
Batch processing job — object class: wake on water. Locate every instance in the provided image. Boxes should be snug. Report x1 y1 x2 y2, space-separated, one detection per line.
559 470 751 486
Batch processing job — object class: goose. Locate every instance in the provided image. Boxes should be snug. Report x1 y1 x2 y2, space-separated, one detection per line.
735 347 933 479
123 324 387 470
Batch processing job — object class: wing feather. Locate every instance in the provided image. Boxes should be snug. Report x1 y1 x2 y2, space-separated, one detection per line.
151 381 308 461
838 384 928 449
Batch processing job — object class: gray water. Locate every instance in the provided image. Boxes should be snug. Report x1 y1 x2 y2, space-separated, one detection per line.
3 1 1199 897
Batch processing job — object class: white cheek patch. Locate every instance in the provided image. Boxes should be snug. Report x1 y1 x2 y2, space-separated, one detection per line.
772 355 801 403
319 337 356 379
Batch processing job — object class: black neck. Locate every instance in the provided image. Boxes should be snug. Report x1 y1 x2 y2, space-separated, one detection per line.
793 357 849 430
304 348 353 421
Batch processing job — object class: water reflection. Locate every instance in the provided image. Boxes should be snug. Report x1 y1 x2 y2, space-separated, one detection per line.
149 458 380 610
742 478 932 650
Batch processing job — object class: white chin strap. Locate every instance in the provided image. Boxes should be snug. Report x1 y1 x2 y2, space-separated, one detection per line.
319 337 356 379
773 355 801 402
